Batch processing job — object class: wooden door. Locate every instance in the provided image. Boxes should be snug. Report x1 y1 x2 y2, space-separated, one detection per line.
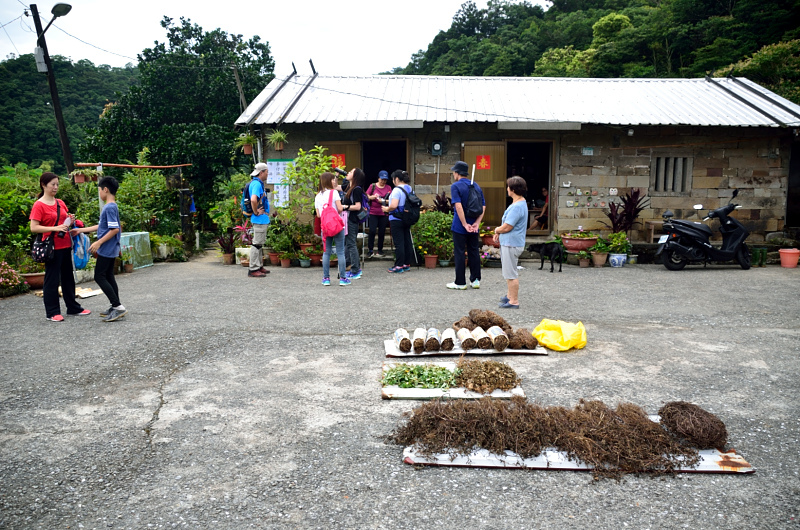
318 141 361 173
463 143 507 227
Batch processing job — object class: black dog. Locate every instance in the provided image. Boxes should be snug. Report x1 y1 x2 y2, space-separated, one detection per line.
527 243 564 272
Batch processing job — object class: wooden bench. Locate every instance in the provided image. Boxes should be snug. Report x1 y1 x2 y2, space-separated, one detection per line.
647 220 665 243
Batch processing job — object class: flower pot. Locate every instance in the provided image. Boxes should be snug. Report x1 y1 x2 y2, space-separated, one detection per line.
579 258 591 268
235 247 249 265
609 253 627 268
308 253 322 266
779 248 799 268
591 251 607 268
438 259 450 267
21 272 45 290
424 254 439 269
562 237 597 252
268 251 280 266
481 235 499 248
299 259 311 268
222 253 235 265
486 259 503 268
299 242 313 253
242 144 253 155
274 141 284 151
123 263 134 273
280 258 291 268
241 259 250 267
72 173 87 183
627 254 638 265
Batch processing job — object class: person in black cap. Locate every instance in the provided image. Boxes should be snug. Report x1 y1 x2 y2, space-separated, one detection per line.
447 161 485 290
366 170 392 257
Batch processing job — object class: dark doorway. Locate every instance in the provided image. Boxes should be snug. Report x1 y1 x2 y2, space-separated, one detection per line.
507 142 552 231
362 141 406 188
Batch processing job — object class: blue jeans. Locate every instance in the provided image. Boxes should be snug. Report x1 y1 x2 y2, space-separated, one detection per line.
323 230 346 279
453 231 481 285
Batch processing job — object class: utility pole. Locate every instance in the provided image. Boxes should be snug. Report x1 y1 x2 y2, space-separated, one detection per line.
31 4 74 173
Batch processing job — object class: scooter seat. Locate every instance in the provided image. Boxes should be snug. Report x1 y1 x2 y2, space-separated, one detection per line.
671 219 713 237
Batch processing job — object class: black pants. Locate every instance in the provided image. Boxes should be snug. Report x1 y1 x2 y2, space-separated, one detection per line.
43 247 83 318
368 214 388 253
389 219 414 268
453 231 481 285
94 255 121 307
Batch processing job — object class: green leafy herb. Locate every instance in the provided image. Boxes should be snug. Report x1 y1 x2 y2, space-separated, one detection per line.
381 364 460 389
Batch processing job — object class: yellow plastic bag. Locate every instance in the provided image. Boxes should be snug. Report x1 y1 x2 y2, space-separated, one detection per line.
532 319 587 351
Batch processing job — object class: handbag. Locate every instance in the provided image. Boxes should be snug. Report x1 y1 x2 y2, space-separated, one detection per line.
31 200 60 263
320 190 344 237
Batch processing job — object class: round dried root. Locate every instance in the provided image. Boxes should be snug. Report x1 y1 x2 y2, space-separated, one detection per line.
394 328 411 352
468 309 513 333
412 328 426 354
425 328 441 352
456 327 476 350
508 328 538 350
658 401 728 449
486 325 509 351
453 316 477 331
471 326 492 350
440 328 456 351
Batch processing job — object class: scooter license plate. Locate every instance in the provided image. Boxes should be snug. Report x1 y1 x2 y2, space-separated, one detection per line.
658 235 668 244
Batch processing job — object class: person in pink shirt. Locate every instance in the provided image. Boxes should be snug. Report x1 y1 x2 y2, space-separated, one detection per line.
366 170 392 257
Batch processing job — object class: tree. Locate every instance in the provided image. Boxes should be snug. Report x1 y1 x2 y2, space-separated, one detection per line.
80 17 274 212
717 40 800 104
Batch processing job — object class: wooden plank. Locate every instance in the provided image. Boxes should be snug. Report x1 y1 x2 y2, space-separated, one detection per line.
384 339 547 358
381 361 525 400
402 447 754 474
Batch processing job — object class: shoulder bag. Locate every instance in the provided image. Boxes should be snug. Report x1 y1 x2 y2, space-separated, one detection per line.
31 200 60 263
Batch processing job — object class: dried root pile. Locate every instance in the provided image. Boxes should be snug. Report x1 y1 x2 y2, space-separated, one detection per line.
468 309 512 333
659 401 728 449
508 329 538 350
455 360 521 393
389 397 710 479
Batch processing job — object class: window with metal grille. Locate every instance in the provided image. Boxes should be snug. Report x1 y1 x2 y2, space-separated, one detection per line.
650 156 693 194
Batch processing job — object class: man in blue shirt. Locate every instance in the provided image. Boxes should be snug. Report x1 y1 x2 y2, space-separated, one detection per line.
248 163 271 278
447 161 485 290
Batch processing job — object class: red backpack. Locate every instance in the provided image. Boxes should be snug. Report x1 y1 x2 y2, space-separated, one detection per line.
320 190 344 237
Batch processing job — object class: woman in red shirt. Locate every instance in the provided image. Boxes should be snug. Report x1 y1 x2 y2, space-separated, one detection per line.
29 172 90 321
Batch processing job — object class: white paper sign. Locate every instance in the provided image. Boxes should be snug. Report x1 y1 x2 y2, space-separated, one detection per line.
272 184 290 208
266 159 292 184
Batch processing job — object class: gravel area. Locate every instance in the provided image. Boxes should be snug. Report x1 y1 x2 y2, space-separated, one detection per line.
1 252 798 529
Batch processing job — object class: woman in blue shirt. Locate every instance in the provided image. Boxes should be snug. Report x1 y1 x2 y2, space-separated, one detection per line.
493 176 528 309
382 170 414 273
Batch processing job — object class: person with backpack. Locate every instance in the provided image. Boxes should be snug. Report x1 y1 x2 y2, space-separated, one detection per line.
315 172 348 286
382 170 416 273
447 161 485 290
246 162 271 278
341 167 367 280
365 170 392 258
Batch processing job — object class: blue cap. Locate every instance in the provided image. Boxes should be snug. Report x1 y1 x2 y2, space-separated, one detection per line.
378 170 389 179
450 161 469 176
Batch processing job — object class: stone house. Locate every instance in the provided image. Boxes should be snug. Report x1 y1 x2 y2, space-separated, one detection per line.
236 73 800 241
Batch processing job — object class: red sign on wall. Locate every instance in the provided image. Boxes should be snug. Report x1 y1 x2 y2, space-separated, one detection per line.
477 155 491 170
331 154 346 168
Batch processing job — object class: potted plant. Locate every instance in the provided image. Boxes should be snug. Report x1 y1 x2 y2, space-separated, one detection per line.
233 132 258 156
15 254 46 289
479 224 499 248
411 211 453 268
0 260 28 298
266 129 288 152
561 230 599 252
69 167 101 183
217 229 238 265
436 239 454 267
607 231 631 268
278 250 295 268
299 249 312 268
306 243 323 267
120 246 134 273
588 238 610 268
576 250 591 268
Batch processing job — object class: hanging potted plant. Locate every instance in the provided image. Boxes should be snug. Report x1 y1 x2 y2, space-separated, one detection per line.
607 231 631 268
267 129 288 152
234 132 258 155
69 167 101 183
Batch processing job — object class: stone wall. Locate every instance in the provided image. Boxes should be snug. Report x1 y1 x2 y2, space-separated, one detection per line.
555 125 790 241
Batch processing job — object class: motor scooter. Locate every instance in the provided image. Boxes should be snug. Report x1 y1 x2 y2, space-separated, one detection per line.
656 189 751 270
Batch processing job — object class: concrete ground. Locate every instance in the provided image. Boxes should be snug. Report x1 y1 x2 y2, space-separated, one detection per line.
1 252 798 529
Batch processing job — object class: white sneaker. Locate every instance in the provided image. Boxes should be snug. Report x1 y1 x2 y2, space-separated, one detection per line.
470 279 480 289
446 282 467 290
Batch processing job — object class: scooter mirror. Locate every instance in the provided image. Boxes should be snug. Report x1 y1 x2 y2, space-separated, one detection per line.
693 204 703 210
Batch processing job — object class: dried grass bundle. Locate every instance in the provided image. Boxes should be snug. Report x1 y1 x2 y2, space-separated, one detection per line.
658 401 728 449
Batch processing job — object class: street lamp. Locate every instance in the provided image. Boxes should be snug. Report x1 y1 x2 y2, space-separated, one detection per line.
31 3 74 173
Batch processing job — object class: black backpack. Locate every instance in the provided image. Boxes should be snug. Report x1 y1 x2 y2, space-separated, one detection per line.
465 182 484 218
396 186 422 227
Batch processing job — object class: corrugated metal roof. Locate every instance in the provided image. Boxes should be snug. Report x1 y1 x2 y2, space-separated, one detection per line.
236 75 800 128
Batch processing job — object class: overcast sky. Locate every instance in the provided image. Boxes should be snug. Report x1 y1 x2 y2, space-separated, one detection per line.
0 0 504 77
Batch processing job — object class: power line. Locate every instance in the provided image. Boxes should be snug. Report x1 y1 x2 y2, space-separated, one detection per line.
52 23 138 62
1 16 22 55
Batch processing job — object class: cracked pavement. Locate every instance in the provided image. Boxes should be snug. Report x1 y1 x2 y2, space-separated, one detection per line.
1 252 799 529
